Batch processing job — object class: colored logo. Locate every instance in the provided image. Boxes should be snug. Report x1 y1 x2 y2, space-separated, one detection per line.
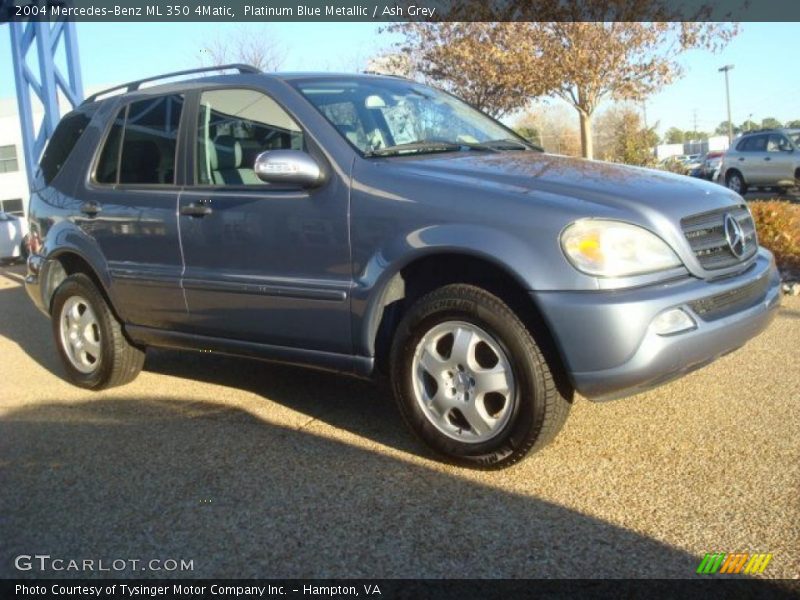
696 552 772 575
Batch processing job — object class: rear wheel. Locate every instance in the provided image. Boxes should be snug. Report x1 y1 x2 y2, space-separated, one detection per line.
725 171 748 195
390 284 571 469
51 273 145 389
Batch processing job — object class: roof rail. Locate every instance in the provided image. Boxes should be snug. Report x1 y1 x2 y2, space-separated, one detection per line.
742 128 780 135
83 64 260 104
361 70 411 80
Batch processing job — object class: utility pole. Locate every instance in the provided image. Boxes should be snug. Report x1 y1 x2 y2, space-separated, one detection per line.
642 100 648 129
692 109 698 137
718 64 734 144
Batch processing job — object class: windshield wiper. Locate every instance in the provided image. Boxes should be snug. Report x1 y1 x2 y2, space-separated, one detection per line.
365 141 463 157
365 140 505 157
472 138 540 151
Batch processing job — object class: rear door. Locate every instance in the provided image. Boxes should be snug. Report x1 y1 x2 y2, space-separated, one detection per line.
79 94 188 330
177 86 352 354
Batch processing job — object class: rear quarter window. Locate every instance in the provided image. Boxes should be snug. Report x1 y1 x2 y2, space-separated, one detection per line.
39 111 92 185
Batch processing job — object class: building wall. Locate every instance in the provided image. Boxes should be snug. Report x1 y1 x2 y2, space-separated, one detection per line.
0 112 29 216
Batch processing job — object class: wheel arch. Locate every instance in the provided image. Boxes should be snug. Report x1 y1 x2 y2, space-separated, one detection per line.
362 249 572 398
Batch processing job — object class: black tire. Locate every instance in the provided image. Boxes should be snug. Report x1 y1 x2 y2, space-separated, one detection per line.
390 284 572 469
20 235 29 260
775 187 788 196
51 273 145 389
725 170 748 195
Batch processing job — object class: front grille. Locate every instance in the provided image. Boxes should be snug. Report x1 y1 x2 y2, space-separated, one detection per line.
681 206 757 270
688 270 769 321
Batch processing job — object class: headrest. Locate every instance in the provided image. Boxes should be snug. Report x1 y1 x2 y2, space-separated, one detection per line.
214 135 242 170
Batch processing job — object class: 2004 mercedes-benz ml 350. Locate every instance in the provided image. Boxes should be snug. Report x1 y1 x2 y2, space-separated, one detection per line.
25 65 781 468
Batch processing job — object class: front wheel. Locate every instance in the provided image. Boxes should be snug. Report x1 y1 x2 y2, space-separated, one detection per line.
51 273 145 389
726 171 748 195
390 284 571 469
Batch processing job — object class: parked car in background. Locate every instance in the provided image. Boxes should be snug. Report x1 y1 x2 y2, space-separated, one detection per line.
0 211 28 263
720 129 800 194
24 66 782 468
691 151 724 181
682 154 703 173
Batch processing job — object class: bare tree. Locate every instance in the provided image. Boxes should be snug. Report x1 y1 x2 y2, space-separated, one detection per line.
198 26 285 72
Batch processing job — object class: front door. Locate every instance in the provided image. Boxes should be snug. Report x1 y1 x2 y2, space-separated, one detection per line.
765 133 795 185
79 94 187 330
177 87 352 354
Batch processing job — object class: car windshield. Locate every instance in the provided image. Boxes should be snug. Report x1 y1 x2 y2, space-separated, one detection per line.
294 78 533 156
790 132 800 146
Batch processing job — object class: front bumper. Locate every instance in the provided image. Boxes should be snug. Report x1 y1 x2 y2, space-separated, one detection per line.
534 248 782 401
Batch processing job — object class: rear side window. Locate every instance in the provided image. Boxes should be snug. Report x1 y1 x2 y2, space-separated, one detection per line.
95 94 184 185
40 112 91 184
737 135 767 152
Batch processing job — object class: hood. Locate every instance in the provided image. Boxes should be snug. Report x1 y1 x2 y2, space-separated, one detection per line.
385 151 743 218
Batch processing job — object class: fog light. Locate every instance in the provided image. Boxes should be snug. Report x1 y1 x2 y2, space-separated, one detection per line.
651 308 696 336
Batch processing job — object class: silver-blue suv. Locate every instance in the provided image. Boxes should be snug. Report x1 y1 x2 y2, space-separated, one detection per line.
25 66 782 468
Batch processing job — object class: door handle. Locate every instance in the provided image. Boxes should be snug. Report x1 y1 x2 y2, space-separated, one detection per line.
180 202 212 217
738 157 745 161
764 157 771 161
79 201 101 216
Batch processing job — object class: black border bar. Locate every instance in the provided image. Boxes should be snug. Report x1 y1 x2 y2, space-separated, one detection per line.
2 0 800 22
4 579 800 600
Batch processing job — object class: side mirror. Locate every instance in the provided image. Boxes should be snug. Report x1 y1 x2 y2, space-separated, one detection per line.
254 150 324 187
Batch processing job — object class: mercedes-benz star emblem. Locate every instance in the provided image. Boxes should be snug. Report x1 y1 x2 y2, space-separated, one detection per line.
723 213 745 257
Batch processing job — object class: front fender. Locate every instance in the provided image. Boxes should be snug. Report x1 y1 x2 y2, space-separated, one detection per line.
351 223 541 357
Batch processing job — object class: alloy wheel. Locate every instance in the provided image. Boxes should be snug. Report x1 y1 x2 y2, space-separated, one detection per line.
411 320 515 443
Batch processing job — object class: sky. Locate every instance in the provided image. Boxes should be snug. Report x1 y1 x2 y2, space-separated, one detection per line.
1 21 798 136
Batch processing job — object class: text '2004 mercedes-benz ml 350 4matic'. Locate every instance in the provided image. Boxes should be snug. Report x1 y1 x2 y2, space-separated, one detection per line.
25 65 781 468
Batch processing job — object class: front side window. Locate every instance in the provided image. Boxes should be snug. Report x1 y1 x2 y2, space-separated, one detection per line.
95 94 184 185
766 134 791 152
196 88 304 186
295 78 527 156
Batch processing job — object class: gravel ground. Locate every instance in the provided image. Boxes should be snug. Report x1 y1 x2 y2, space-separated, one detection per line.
0 263 798 580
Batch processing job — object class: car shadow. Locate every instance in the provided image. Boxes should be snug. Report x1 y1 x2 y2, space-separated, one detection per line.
0 395 759 580
0 265 63 376
0 266 415 456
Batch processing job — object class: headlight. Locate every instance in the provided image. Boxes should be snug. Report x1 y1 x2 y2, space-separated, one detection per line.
561 220 681 277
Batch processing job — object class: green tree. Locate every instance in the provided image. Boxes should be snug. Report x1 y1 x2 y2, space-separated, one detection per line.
513 126 542 146
740 119 758 133
665 127 684 144
761 117 783 129
714 120 740 136
595 106 658 166
786 119 800 128
684 130 709 141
